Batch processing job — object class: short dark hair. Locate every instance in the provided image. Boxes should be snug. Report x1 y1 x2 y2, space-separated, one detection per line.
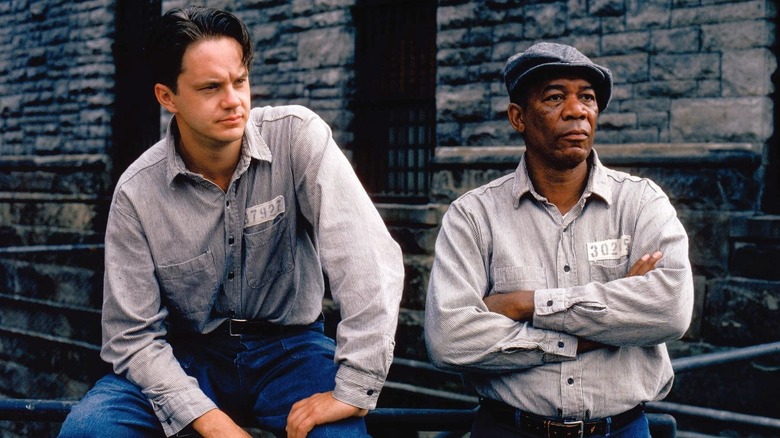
145 6 253 93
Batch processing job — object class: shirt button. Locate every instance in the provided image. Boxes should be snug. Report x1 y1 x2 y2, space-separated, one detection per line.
228 271 235 280
564 265 571 272
367 389 375 396
547 300 554 307
558 341 565 348
228 236 235 245
567 377 575 385
226 200 231 207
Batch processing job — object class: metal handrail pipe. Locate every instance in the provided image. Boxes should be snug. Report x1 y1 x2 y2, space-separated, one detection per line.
0 399 76 422
647 401 780 430
671 341 780 373
0 243 104 255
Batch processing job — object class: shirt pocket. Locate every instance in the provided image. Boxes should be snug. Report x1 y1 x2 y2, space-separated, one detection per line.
588 258 629 283
244 213 294 289
157 250 219 318
492 265 547 293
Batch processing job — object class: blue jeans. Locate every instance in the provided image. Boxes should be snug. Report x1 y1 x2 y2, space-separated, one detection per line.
470 406 651 438
58 322 368 437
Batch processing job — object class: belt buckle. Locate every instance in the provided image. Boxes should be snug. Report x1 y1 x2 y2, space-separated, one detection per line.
228 319 246 337
562 420 584 438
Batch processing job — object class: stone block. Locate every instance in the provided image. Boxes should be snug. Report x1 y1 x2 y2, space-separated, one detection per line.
722 48 776 97
436 85 489 123
597 53 649 83
651 53 719 81
675 209 732 275
598 112 637 129
626 0 669 30
702 277 780 345
651 27 700 53
702 20 774 50
437 3 479 30
731 242 780 280
635 80 698 98
401 254 434 310
523 3 567 39
296 27 352 68
602 31 650 55
566 18 602 36
670 97 772 143
461 120 509 146
671 1 770 26
590 0 624 17
636 111 669 130
613 128 659 143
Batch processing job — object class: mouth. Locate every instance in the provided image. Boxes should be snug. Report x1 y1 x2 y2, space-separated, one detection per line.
561 130 590 141
219 115 244 124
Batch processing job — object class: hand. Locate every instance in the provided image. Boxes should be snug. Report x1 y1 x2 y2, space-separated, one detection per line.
577 250 663 353
286 391 367 438
191 409 251 438
483 290 535 322
627 251 662 277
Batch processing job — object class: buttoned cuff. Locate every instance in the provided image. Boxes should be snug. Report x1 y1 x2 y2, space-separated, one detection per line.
533 288 568 332
333 365 385 410
151 388 217 437
541 331 578 362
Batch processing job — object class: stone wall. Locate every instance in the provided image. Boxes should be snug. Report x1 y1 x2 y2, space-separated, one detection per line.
436 0 776 148
0 1 116 436
162 0 358 149
0 0 778 436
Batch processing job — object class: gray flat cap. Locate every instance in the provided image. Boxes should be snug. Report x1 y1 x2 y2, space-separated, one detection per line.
504 42 613 112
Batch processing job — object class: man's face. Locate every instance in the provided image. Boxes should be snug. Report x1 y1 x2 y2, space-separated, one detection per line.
156 36 251 151
510 76 599 171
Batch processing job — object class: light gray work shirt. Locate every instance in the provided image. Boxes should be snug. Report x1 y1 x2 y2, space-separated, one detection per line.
101 105 404 436
425 150 694 420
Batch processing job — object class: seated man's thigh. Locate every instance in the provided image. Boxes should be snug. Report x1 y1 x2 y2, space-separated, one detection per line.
245 329 367 437
59 374 164 438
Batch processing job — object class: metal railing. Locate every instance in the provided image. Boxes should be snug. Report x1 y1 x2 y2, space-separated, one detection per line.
0 341 778 435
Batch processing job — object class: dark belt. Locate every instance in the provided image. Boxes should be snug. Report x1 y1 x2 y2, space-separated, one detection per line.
479 398 644 438
213 318 318 337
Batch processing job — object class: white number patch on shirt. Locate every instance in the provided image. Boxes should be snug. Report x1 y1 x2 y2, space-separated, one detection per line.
587 235 631 261
244 195 285 228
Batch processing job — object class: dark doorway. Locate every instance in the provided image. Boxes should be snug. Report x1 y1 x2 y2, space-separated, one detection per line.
112 0 161 185
352 0 437 203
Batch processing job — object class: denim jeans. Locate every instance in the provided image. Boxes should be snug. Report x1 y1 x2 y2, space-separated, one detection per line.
58 322 368 437
470 406 651 438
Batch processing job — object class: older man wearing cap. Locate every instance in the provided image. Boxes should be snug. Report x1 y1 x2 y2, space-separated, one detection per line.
424 42 694 437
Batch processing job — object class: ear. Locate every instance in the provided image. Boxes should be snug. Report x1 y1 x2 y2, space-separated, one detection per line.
154 83 178 114
507 103 525 134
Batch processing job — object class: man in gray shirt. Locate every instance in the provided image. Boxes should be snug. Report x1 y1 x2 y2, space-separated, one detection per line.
424 42 694 437
59 6 403 438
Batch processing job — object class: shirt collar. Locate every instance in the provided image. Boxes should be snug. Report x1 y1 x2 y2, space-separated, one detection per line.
511 148 612 208
163 113 272 187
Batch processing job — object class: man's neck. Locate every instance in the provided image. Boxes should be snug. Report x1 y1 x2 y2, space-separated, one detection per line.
175 131 242 193
527 160 589 215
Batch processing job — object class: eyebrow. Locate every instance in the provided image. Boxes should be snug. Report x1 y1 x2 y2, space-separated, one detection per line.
542 82 595 94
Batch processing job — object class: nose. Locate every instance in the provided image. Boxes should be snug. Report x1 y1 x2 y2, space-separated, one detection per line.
221 86 241 108
561 95 587 120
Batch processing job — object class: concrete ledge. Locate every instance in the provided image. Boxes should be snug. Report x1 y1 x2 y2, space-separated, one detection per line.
375 202 447 226
0 154 108 170
433 143 762 168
